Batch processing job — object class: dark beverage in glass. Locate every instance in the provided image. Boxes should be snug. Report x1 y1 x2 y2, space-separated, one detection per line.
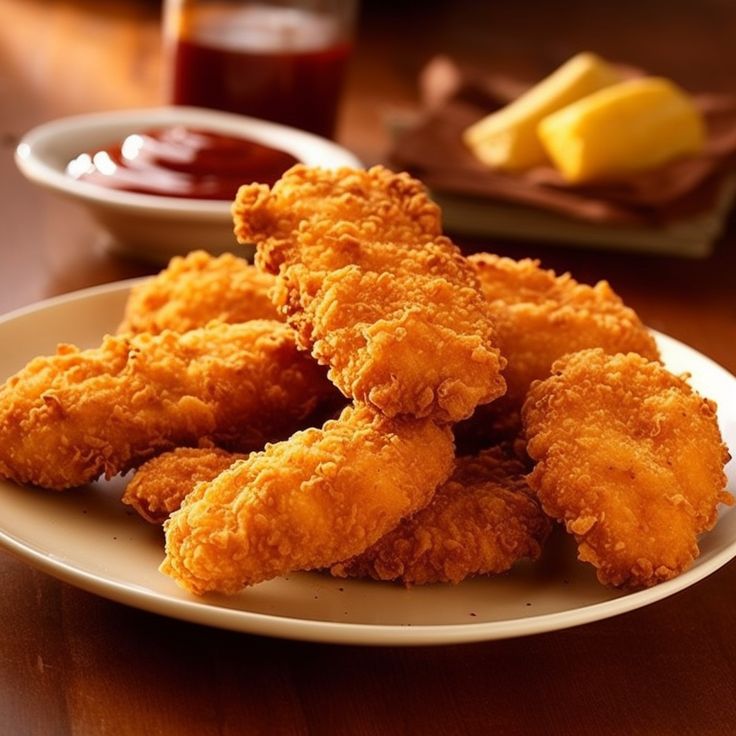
165 2 356 139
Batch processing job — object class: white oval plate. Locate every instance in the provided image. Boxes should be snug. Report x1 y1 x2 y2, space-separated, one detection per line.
14 107 362 264
0 281 734 646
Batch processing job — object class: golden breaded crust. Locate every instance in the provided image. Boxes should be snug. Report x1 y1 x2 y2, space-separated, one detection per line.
123 446 246 524
233 166 506 423
331 445 550 584
0 321 334 489
234 165 444 271
523 349 732 589
470 253 659 406
161 404 455 593
118 250 279 335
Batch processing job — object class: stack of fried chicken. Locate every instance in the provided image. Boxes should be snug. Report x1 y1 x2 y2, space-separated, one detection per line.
0 166 731 594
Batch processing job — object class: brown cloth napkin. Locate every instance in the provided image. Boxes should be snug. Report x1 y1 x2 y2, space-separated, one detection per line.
390 56 736 226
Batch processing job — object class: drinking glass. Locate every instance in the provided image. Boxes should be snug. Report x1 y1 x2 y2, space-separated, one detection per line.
163 0 358 139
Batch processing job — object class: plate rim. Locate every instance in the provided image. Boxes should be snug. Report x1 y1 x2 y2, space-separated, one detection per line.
0 279 734 646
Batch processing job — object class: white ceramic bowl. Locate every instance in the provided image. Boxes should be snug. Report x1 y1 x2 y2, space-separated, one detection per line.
15 106 362 264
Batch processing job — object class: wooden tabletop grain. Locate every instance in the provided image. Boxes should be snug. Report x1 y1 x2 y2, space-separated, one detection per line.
1 1 736 734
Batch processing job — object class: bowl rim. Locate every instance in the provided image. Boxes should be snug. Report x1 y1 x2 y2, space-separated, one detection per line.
14 106 363 218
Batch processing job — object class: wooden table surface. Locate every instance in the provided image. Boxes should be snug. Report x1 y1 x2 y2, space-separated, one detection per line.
1 1 736 734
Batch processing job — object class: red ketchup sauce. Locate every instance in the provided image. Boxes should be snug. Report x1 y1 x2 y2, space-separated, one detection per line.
66 126 299 200
169 5 351 139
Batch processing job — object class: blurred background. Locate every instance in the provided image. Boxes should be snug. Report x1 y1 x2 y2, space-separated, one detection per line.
1 0 736 367
5 1 736 156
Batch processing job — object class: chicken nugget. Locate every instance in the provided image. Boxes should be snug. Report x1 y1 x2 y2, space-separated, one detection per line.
161 404 455 593
122 446 246 524
0 321 334 489
118 250 279 335
331 445 550 585
523 349 732 588
233 165 506 423
471 253 659 407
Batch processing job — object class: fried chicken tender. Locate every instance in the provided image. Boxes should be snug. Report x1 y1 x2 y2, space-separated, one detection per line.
331 445 550 585
470 254 659 407
161 404 455 594
233 165 506 423
0 321 334 489
118 250 279 335
128 442 547 586
123 446 246 524
523 349 733 589
234 164 443 263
